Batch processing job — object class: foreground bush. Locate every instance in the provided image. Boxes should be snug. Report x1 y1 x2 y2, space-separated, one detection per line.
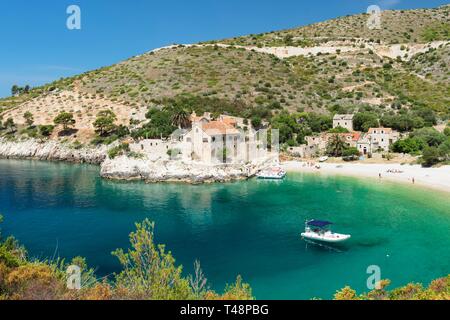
334 276 450 300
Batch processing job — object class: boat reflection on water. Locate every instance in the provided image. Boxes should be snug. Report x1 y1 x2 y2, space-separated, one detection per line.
302 238 350 253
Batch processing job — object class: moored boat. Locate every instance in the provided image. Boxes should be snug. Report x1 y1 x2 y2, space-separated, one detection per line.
256 167 286 180
301 220 351 243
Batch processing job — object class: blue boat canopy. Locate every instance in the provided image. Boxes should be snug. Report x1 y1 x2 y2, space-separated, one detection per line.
307 220 333 227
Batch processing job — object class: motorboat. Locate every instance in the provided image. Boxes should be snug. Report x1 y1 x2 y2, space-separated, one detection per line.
301 220 351 243
319 156 329 162
256 167 286 180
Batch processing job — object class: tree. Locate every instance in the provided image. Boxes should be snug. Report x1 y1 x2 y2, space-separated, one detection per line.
391 137 425 154
353 112 379 132
4 118 16 134
380 113 424 132
410 127 446 148
343 147 360 157
38 125 54 137
328 126 349 134
421 147 441 168
438 137 450 161
251 116 262 129
326 134 348 157
23 111 34 127
93 110 117 136
412 106 437 127
11 85 19 96
112 219 194 300
54 112 75 132
170 108 191 129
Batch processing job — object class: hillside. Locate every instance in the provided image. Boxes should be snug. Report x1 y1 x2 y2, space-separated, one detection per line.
213 5 450 47
0 5 449 142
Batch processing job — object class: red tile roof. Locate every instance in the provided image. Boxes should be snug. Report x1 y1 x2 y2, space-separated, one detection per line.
202 121 240 135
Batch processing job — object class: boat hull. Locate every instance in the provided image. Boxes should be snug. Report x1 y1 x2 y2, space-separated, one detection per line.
257 175 285 180
301 232 351 243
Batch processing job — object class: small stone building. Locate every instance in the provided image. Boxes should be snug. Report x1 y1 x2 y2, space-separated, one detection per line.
333 114 354 132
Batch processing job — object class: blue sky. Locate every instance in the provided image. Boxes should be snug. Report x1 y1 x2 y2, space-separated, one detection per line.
0 0 448 98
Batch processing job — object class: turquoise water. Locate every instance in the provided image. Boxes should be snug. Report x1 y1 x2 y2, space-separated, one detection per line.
0 159 449 299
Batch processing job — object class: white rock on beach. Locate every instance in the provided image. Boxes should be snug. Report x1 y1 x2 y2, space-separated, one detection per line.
100 155 273 184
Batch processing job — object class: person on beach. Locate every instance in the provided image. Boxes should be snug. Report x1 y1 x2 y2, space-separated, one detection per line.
379 173 382 179
412 177 415 184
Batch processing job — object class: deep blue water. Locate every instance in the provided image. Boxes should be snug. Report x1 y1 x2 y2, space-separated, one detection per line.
0 159 449 299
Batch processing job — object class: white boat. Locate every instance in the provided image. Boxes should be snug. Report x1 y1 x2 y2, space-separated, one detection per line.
256 167 286 180
301 220 351 243
319 156 329 162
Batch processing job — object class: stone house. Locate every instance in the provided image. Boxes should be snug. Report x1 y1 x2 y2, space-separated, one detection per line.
129 112 272 164
183 114 266 164
303 132 361 156
356 128 400 155
333 114 354 131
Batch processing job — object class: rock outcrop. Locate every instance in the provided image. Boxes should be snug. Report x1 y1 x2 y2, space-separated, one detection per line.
0 138 107 164
100 156 275 184
0 138 277 183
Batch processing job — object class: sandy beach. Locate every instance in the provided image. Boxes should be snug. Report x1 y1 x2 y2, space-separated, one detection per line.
282 161 450 194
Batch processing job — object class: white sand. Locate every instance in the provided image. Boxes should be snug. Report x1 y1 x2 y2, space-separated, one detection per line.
282 161 450 193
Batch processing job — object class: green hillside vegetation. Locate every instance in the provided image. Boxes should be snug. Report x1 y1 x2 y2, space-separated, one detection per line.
406 43 450 83
213 5 450 47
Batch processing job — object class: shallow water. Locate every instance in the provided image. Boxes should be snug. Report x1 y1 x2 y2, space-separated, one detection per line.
0 159 449 299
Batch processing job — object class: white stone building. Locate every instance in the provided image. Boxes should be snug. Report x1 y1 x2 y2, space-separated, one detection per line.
129 112 271 164
183 114 266 164
357 128 400 154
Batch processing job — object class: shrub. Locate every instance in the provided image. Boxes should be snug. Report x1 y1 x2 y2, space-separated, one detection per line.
107 143 130 159
421 147 441 167
38 125 54 137
391 137 425 154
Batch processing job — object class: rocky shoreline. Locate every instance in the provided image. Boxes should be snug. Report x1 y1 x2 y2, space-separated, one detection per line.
0 138 273 183
0 138 107 164
100 156 274 184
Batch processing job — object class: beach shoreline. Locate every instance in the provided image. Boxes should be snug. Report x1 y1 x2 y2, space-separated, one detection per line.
281 161 450 194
